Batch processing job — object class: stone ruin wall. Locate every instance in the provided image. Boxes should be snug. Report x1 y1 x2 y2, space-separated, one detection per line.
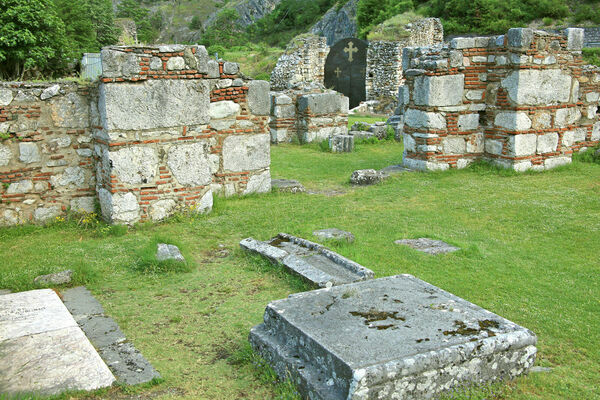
0 45 271 226
366 18 443 102
401 28 600 172
270 36 330 91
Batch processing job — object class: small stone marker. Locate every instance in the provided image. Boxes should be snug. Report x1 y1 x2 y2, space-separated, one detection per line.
240 233 373 287
395 238 460 255
329 135 354 152
156 243 185 262
313 228 355 243
271 179 306 193
250 274 537 400
350 169 382 185
33 269 73 286
0 289 115 396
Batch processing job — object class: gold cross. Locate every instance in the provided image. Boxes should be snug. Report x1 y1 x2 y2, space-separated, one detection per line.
334 67 342 78
344 41 358 62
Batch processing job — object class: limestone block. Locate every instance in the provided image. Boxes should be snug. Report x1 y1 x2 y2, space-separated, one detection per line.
298 93 344 115
223 62 239 75
51 167 86 188
450 37 475 49
273 104 295 118
449 50 463 67
485 139 504 155
19 142 41 164
555 107 581 128
244 170 271 194
512 160 533 172
510 53 530 65
465 90 484 101
562 131 575 148
414 75 464 106
495 56 508 65
248 81 271 116
149 199 177 221
2 209 19 226
565 28 584 51
586 92 600 103
403 133 416 152
207 60 220 79
457 158 473 169
571 79 580 102
217 79 233 89
100 50 141 78
98 189 139 224
210 119 235 131
592 122 600 140
531 112 552 129
34 206 61 223
40 84 61 100
0 144 12 166
223 134 270 172
544 157 571 169
274 94 292 105
49 92 90 129
501 70 571 105
403 157 449 171
494 112 532 131
458 113 479 131
7 180 33 194
588 105 598 119
99 80 210 131
194 189 213 214
404 109 446 130
467 133 484 153
573 128 587 142
507 134 537 157
209 101 241 119
442 137 466 154
329 135 354 153
0 88 13 106
108 147 158 185
167 142 217 186
150 57 162 70
166 57 185 71
507 28 534 49
536 133 559 154
159 45 185 52
70 197 95 213
398 85 410 106
77 149 93 157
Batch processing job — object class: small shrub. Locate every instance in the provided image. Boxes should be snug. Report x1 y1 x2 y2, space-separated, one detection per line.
319 139 331 152
385 125 395 141
189 15 202 30
583 48 600 67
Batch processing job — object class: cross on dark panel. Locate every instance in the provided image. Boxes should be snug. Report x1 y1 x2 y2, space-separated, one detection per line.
324 38 367 109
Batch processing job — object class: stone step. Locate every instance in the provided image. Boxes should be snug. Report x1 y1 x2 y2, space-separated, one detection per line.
240 233 374 287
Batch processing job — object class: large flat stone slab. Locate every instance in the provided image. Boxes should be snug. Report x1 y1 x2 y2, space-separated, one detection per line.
240 234 374 287
250 275 537 400
0 289 115 396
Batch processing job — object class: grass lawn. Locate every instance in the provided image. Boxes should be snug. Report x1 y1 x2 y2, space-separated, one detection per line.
1 142 599 399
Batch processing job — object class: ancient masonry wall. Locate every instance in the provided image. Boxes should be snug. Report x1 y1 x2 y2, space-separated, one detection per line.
0 83 95 225
0 45 271 226
270 36 330 91
366 18 444 102
402 28 600 171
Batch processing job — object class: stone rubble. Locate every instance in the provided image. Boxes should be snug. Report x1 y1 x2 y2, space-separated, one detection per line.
350 169 383 185
156 243 185 262
395 238 460 255
271 179 306 193
312 228 355 243
33 270 73 286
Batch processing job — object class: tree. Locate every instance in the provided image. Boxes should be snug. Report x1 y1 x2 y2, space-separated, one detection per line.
54 0 97 59
356 0 414 38
116 0 158 43
0 0 67 79
88 0 118 47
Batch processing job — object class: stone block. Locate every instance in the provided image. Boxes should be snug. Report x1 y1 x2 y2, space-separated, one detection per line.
0 87 13 106
443 137 466 154
562 130 575 148
273 104 295 118
158 44 185 52
99 80 210 131
250 275 537 400
223 134 270 172
19 142 40 164
33 270 73 286
501 70 571 106
271 179 305 193
404 109 446 130
414 75 464 107
586 92 599 103
98 189 139 224
494 112 532 131
7 180 33 194
592 122 600 140
223 62 239 75
156 243 185 262
210 100 241 119
574 127 587 142
537 133 559 154
247 80 270 116
100 49 140 78
508 134 537 157
555 107 581 128
467 132 484 153
207 60 220 78
108 147 158 185
544 157 571 169
0 144 11 167
70 197 96 213
149 199 176 221
298 93 345 114
244 170 272 195
403 133 416 152
330 135 354 153
350 169 382 185
465 90 484 101
150 57 162 70
449 51 463 67
166 57 185 70
403 157 449 171
485 139 504 156
51 166 86 188
34 206 61 223
450 37 475 49
531 112 552 129
507 28 534 49
167 142 216 186
458 113 480 131
565 28 584 51
41 84 61 100
273 94 292 105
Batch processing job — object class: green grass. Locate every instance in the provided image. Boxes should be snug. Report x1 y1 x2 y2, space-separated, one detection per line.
583 48 600 67
221 45 284 80
348 114 387 129
1 143 599 399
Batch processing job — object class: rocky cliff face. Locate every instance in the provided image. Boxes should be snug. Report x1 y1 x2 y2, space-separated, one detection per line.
310 0 358 46
206 0 282 28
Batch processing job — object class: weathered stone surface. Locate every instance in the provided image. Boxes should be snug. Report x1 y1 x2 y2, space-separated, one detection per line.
507 28 534 49
494 112 532 131
250 275 537 400
99 80 210 130
485 139 504 155
0 144 11 167
466 133 484 153
244 170 272 195
19 142 41 164
330 135 354 153
51 92 89 129
414 75 464 106
508 134 537 157
223 134 270 172
209 100 241 119
156 243 185 262
537 133 559 154
350 169 382 185
271 179 305 193
34 270 73 286
149 199 177 221
458 113 479 131
501 69 571 105
247 80 271 116
51 166 86 188
404 109 446 130
0 88 13 106
70 197 95 213
379 165 412 176
544 157 571 169
395 238 460 254
41 84 61 100
298 93 345 114
240 234 373 287
167 142 216 187
98 189 139 224
403 133 416 152
34 206 61 223
593 122 600 140
223 62 239 75
196 190 213 214
565 28 584 50
313 228 355 243
108 147 158 185
555 107 581 128
7 180 33 194
0 289 115 395
443 137 466 154
166 57 185 70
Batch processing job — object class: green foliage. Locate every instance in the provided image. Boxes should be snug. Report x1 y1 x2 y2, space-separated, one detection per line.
54 0 97 59
116 0 159 43
189 15 202 30
201 9 246 48
573 1 600 24
583 48 600 67
0 0 67 79
366 11 422 40
88 0 119 47
357 0 414 39
319 139 331 152
573 146 600 164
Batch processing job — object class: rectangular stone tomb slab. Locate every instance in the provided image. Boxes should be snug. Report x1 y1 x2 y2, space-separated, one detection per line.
250 275 537 400
0 289 115 396
240 233 374 287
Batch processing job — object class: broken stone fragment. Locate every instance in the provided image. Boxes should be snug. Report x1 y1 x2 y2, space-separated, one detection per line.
350 169 382 185
271 179 305 193
156 243 185 262
34 270 73 286
395 238 460 255
313 228 355 243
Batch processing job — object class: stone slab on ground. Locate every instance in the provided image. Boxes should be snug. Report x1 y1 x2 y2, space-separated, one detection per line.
350 169 383 185
395 238 460 255
271 179 306 193
379 165 412 176
156 243 185 262
62 287 162 386
33 269 73 286
250 275 537 400
313 228 355 243
0 289 115 396
240 233 374 287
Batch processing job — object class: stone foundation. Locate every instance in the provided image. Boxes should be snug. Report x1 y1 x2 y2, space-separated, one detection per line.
402 28 600 171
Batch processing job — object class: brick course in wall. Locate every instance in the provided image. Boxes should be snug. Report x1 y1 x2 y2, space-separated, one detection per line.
401 28 600 172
